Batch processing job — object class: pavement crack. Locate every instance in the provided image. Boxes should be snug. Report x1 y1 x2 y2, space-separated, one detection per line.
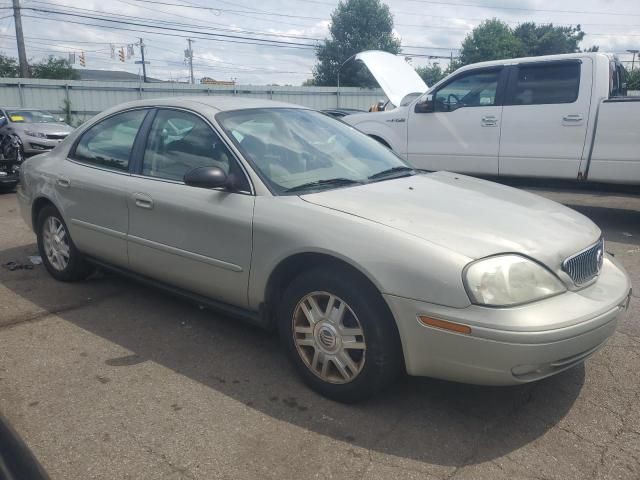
0 290 124 331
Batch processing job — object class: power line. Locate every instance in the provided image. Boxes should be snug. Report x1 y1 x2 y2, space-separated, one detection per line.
21 14 317 50
20 8 319 48
26 0 326 41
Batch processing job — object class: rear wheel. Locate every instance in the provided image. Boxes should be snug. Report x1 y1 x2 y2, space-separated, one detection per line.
278 266 402 403
36 205 91 281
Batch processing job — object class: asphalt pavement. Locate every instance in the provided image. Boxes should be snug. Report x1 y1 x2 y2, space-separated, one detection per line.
0 184 639 480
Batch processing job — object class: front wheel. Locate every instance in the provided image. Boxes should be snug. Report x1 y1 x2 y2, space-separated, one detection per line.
278 266 402 403
36 205 91 281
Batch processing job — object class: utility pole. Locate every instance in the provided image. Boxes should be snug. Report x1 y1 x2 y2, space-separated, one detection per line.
187 38 195 84
12 0 29 77
628 49 639 71
139 38 147 83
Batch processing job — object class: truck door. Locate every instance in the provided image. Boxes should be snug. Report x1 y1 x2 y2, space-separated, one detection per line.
406 67 506 175
498 59 592 179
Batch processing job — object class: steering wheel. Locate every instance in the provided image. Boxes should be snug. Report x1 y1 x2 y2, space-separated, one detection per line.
446 94 460 111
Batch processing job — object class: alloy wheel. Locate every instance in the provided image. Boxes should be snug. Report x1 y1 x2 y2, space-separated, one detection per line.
43 216 70 271
292 291 366 384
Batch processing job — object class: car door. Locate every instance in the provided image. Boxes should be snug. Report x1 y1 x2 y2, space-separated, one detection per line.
126 108 255 308
406 67 506 175
62 108 150 267
499 59 592 178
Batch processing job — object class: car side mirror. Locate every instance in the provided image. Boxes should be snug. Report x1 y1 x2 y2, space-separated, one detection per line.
414 94 434 114
184 166 228 189
0 118 7 128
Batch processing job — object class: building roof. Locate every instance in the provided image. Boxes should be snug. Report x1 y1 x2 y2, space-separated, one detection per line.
74 69 162 82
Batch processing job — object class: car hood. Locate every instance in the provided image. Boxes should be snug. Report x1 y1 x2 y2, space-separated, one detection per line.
300 172 601 268
12 122 72 134
355 50 428 107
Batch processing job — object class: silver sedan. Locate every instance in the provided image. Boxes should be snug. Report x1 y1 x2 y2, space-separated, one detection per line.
17 97 632 402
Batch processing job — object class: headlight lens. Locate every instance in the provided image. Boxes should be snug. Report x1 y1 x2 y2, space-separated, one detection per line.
24 130 46 138
464 255 565 306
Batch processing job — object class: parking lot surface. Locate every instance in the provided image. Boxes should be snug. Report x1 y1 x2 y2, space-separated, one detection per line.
1 184 639 480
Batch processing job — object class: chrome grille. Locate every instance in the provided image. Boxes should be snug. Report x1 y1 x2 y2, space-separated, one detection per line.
562 238 604 286
45 133 68 140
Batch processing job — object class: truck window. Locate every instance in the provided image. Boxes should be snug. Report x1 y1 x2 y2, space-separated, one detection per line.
434 69 501 112
609 60 627 97
508 62 580 105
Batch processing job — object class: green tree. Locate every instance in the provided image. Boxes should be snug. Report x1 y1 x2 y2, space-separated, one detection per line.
0 53 19 78
514 22 592 56
312 0 401 87
459 19 523 66
415 60 462 85
30 56 79 80
627 68 640 90
415 64 446 86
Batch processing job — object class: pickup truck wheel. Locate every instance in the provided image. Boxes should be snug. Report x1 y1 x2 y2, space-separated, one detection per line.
278 266 402 403
36 205 91 282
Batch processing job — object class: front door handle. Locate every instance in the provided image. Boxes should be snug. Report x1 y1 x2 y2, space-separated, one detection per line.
56 176 71 188
133 193 153 210
481 115 498 127
562 114 584 125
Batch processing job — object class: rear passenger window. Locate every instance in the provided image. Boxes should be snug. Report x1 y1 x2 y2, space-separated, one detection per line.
73 109 147 171
509 62 580 105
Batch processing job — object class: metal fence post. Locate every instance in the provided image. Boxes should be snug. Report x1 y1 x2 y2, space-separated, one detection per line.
18 81 24 107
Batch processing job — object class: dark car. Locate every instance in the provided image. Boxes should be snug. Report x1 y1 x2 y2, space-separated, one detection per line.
0 415 49 480
321 108 364 118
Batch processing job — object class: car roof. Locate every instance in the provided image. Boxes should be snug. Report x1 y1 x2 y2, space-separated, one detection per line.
106 96 308 113
454 52 609 74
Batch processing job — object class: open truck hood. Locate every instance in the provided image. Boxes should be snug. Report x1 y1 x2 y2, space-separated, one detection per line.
355 50 428 107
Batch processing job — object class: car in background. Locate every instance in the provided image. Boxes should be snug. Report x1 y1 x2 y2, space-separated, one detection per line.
17 97 632 402
0 414 50 480
346 51 640 184
0 108 73 156
322 108 365 119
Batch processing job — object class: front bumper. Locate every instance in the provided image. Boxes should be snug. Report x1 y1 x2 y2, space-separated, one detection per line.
0 162 19 189
384 256 632 385
23 138 64 154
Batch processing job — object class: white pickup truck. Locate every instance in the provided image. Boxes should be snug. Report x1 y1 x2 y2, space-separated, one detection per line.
345 51 639 184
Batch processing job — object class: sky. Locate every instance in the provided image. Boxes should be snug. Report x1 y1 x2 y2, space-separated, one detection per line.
0 0 639 85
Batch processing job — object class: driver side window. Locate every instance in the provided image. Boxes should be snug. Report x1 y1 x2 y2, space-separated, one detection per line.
142 109 249 192
434 69 501 112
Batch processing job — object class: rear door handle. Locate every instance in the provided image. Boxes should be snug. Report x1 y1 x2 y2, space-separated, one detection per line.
133 193 153 210
56 177 70 188
562 114 584 125
481 115 498 127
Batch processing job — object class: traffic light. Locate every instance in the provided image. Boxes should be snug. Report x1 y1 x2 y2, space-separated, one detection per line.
79 51 85 67
119 47 125 62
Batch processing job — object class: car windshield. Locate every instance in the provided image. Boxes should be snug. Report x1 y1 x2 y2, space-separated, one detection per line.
6 110 59 123
216 108 413 194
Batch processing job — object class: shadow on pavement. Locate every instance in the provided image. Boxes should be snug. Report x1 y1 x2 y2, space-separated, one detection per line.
1 242 585 469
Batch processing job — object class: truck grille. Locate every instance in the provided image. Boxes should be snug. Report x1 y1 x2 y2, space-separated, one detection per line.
562 238 604 286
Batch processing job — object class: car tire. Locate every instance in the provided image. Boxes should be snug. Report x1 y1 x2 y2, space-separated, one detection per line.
36 205 91 282
278 265 402 403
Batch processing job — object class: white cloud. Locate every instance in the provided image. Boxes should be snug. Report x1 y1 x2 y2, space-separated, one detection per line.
0 0 637 84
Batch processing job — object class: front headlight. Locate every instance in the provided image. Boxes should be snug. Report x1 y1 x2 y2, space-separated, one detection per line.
464 255 566 307
24 130 47 138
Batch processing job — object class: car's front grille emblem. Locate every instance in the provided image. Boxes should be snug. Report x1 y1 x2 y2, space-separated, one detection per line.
562 238 604 286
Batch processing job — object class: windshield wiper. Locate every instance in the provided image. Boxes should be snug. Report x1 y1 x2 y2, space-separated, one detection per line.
368 166 416 181
284 178 362 194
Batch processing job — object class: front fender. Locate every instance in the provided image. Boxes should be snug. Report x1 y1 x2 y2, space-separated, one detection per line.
344 110 409 156
248 196 472 311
